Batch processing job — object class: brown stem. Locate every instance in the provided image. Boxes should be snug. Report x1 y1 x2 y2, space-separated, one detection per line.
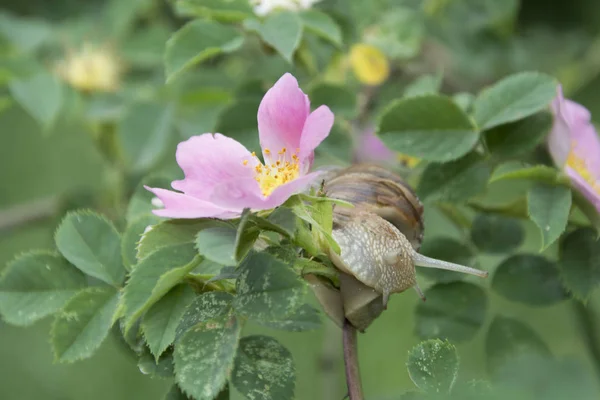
343 319 364 400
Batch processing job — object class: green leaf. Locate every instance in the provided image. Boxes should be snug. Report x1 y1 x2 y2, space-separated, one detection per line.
174 317 241 400
485 316 551 376
415 282 487 342
233 252 306 322
404 73 442 98
377 95 479 162
142 285 196 360
138 219 223 261
118 102 174 172
559 228 600 301
492 254 567 306
138 349 175 379
247 12 303 63
0 11 53 52
165 20 244 82
300 10 342 46
176 292 234 340
126 176 172 223
123 244 199 330
527 184 572 250
417 153 491 202
232 335 295 400
0 251 86 326
418 238 476 283
406 339 459 394
490 162 560 184
235 209 260 263
471 214 524 254
55 211 125 286
174 0 253 21
122 214 160 270
309 83 356 118
196 224 238 266
251 207 297 238
51 287 120 363
473 72 557 130
8 72 62 131
485 111 552 158
164 385 191 400
258 304 321 332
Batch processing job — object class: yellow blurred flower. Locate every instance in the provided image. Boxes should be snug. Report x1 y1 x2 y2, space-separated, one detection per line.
397 154 420 168
55 43 122 92
349 44 390 86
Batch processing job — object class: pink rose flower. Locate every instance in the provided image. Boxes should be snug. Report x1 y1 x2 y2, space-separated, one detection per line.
145 73 334 219
548 85 600 213
354 128 396 165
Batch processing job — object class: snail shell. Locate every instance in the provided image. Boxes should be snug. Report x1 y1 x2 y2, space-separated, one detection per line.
308 163 487 332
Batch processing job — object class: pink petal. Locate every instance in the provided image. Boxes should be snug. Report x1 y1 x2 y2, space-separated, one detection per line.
354 128 396 164
571 124 600 175
299 105 334 169
565 168 600 214
258 73 310 160
210 172 324 211
145 187 241 219
549 86 572 166
170 133 258 199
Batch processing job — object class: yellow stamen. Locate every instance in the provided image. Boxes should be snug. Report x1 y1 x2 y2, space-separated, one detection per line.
243 147 301 197
243 160 248 166
566 146 600 195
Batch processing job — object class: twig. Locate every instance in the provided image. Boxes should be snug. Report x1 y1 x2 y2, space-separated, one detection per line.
0 196 60 233
343 319 364 400
573 300 600 380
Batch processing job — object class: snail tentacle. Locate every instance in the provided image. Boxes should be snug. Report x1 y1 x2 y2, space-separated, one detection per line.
411 251 489 278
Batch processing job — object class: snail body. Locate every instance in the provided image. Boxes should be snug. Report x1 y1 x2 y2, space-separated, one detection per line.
308 163 488 332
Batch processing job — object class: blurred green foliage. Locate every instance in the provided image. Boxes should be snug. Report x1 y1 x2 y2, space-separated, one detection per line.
2 0 600 399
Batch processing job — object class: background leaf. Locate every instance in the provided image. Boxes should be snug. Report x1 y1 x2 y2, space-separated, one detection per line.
470 214 524 254
300 10 342 46
247 12 303 63
417 153 491 202
121 214 160 270
232 335 295 400
485 111 552 158
485 316 551 376
118 102 174 172
492 254 567 306
415 282 487 342
51 287 120 363
377 95 479 162
406 339 459 394
55 211 125 286
0 251 86 326
473 72 557 130
527 183 572 250
165 20 244 82
8 72 63 131
559 228 600 301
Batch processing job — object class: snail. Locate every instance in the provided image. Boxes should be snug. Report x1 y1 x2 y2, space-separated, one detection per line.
306 163 488 332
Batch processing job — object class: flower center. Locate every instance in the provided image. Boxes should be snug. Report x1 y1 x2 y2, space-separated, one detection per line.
566 145 600 195
243 147 300 197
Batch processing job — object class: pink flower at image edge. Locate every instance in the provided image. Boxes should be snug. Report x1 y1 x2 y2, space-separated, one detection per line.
549 85 600 213
145 73 334 219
